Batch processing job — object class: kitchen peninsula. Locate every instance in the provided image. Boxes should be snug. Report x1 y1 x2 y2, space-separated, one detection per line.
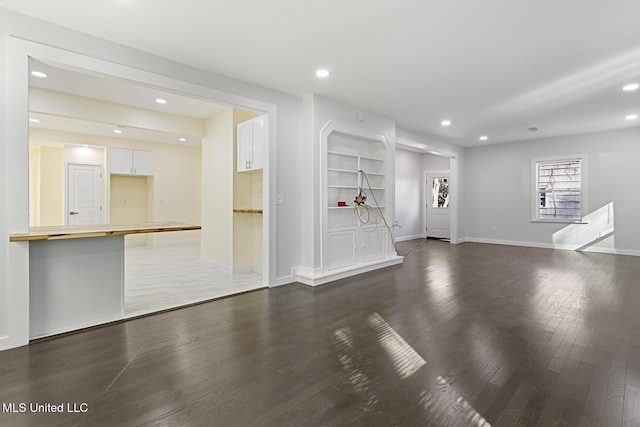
10 221 201 339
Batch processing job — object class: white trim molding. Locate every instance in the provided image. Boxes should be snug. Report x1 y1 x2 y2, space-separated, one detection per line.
395 234 424 242
4 36 279 351
296 256 404 287
463 237 640 257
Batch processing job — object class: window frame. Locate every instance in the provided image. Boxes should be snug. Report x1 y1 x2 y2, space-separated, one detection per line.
531 154 588 223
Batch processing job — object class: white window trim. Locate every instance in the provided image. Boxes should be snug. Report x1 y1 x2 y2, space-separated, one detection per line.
530 154 588 224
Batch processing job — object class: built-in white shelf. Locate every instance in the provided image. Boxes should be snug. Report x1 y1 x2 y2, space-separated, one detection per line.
359 154 385 162
327 151 385 162
327 167 358 174
328 185 359 189
323 126 395 276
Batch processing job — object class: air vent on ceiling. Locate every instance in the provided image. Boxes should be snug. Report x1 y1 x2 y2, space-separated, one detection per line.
528 127 539 132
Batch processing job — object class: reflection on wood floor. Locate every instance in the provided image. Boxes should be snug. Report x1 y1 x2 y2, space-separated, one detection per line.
2 239 640 426
124 240 263 318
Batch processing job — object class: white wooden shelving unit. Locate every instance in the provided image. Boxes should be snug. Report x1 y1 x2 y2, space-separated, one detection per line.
314 122 402 282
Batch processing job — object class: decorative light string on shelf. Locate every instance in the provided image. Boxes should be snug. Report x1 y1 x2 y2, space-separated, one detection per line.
351 169 428 257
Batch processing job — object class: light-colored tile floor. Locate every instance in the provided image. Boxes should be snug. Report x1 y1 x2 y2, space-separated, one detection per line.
124 240 264 318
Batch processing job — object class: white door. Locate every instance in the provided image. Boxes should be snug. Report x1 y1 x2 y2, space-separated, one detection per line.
68 163 103 225
426 172 450 239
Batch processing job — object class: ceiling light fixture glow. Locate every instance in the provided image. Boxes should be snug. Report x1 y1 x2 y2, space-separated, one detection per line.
179 137 187 142
31 71 48 78
29 118 40 123
441 120 452 127
316 69 330 78
155 98 167 104
626 114 638 120
623 83 639 92
113 129 123 134
479 135 488 141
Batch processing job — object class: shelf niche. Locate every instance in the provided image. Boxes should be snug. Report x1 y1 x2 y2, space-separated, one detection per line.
319 121 402 278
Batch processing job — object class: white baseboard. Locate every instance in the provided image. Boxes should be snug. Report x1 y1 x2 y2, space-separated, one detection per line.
579 246 640 256
0 334 30 351
296 256 404 287
463 237 640 257
395 234 424 242
275 269 298 287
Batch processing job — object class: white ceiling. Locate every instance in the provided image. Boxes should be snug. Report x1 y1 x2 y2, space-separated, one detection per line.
28 59 226 146
29 59 226 120
3 1 640 147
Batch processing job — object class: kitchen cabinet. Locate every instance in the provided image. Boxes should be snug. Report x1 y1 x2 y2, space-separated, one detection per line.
110 148 154 176
237 115 267 172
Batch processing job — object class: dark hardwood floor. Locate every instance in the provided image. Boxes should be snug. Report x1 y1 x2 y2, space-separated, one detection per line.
1 240 639 426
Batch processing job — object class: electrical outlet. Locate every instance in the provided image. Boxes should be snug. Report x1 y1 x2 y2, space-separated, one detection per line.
276 194 285 205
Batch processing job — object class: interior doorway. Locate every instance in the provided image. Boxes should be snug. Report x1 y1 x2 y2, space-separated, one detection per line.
21 46 274 332
66 162 103 225
425 171 450 239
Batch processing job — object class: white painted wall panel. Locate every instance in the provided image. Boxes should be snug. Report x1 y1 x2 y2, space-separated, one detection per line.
465 127 640 253
395 148 423 240
29 236 124 339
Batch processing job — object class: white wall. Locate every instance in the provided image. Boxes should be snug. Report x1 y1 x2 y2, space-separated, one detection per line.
201 108 234 267
395 148 424 241
0 7 304 349
464 126 640 255
423 153 451 171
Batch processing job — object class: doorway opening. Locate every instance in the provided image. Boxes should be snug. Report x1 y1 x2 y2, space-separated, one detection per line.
425 170 451 241
26 57 269 324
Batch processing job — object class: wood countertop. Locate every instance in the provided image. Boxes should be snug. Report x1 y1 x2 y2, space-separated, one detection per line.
233 209 263 214
9 221 202 242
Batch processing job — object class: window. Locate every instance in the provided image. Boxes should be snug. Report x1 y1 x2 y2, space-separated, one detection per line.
533 156 584 221
431 177 449 208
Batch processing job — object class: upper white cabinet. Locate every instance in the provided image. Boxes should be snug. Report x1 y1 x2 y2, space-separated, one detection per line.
237 115 267 172
110 148 154 176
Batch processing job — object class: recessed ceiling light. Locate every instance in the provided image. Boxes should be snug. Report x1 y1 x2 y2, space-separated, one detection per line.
31 71 48 78
82 145 89 147
155 98 167 104
179 137 187 142
441 120 452 127
479 135 488 141
626 114 638 120
316 69 330 78
623 83 639 92
113 129 123 134
29 118 40 123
